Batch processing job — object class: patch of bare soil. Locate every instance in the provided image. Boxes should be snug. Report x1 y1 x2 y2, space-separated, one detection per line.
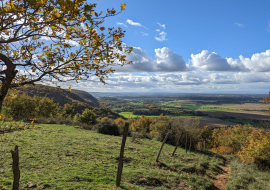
211 158 231 190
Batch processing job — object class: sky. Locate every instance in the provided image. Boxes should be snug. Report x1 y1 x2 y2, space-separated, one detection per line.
64 0 270 94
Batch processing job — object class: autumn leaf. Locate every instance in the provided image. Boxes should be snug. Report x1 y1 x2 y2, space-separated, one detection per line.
120 3 126 11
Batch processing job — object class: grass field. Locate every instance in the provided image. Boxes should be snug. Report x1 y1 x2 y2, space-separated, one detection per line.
1 124 227 189
119 112 160 118
198 107 238 111
181 104 201 110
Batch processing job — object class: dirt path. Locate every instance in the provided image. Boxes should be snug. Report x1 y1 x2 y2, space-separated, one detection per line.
212 158 231 190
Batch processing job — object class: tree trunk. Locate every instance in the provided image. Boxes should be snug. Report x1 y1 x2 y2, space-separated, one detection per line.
155 130 170 162
116 123 129 187
0 53 18 113
185 133 188 154
204 139 206 150
10 145 20 190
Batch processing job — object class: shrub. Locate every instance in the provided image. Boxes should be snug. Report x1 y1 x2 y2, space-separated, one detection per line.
212 124 253 154
75 108 97 125
61 103 77 118
238 129 270 167
94 121 119 136
130 115 154 133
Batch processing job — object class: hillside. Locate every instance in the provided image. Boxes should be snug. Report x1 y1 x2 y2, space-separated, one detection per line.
0 124 227 189
10 84 122 119
13 84 100 107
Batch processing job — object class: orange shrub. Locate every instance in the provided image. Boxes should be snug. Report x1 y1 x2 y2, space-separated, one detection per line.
238 129 270 165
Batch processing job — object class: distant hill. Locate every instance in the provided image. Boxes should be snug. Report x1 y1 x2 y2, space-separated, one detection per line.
11 84 122 119
14 84 99 107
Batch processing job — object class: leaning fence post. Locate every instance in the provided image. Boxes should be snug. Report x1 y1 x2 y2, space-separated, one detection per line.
116 123 129 187
10 145 20 190
155 130 170 162
189 136 192 152
185 133 188 154
172 133 182 156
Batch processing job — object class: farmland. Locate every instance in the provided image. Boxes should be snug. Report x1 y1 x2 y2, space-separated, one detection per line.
98 94 270 128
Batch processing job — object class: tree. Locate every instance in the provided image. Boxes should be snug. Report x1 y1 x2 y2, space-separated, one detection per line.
0 0 132 112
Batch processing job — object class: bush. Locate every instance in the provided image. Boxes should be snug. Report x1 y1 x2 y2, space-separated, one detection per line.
94 121 119 136
75 108 97 125
238 129 270 167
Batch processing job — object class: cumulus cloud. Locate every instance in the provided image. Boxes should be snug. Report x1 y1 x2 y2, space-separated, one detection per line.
191 50 247 71
114 47 191 72
155 31 167 41
117 22 128 27
235 22 245 28
191 50 270 72
157 22 165 29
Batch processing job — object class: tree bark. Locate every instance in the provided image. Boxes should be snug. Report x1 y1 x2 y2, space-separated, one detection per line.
155 130 170 162
0 53 18 113
10 145 20 190
204 139 206 150
116 123 129 187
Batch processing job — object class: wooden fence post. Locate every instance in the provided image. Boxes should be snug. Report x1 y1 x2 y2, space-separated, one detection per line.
155 130 170 162
189 136 192 152
10 145 20 190
116 123 129 187
185 133 188 154
172 133 182 156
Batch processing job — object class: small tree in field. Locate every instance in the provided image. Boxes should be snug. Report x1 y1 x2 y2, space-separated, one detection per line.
0 0 132 112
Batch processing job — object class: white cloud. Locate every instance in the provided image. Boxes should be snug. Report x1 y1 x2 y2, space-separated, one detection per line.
191 50 247 71
142 32 149 36
235 22 245 28
191 50 270 72
155 31 167 41
126 19 142 27
114 47 190 72
156 29 160 32
117 22 128 27
157 22 165 29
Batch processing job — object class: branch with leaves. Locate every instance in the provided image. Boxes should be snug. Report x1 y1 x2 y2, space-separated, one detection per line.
0 0 132 111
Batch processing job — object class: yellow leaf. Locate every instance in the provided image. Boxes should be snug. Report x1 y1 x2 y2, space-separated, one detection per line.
69 86 72 91
120 3 126 11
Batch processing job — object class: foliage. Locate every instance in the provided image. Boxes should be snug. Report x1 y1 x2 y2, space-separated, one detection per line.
75 108 96 125
149 114 170 140
94 120 119 136
60 103 77 118
130 115 154 133
2 93 58 120
212 124 253 154
0 0 132 112
238 129 270 166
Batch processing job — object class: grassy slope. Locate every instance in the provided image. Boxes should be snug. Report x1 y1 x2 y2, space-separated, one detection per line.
227 157 270 190
1 124 226 190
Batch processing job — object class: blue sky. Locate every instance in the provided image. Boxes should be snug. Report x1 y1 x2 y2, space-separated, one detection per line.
66 0 270 94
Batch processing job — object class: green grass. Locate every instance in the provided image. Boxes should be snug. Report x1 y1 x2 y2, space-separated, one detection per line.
0 124 227 189
119 112 160 118
227 157 270 190
181 104 201 110
198 106 238 111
